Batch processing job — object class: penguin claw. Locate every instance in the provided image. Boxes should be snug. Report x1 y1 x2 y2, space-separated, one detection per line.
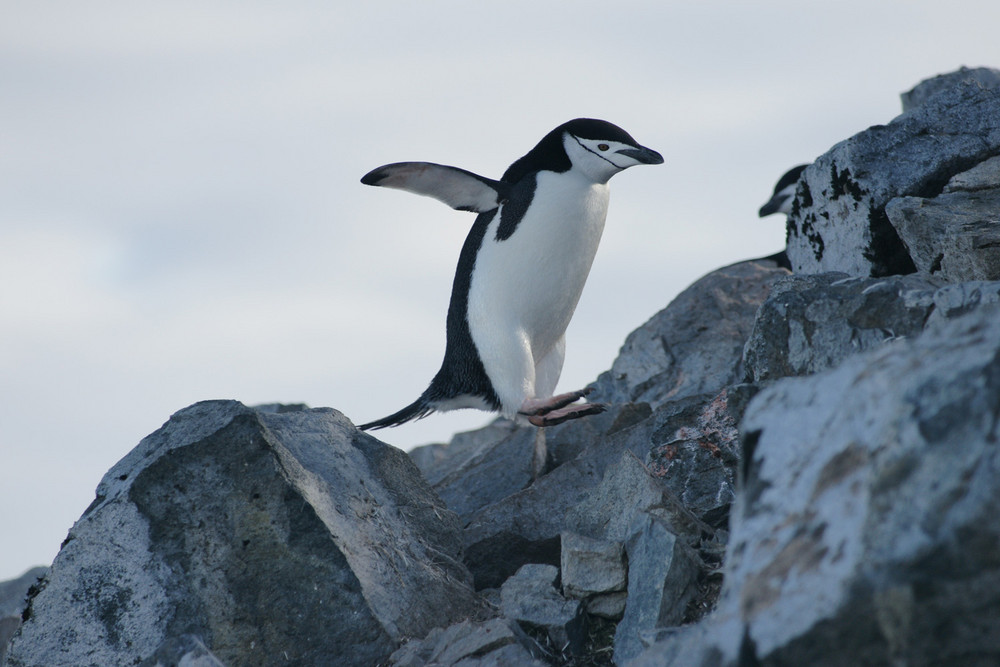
519 387 594 416
526 402 607 427
519 388 604 427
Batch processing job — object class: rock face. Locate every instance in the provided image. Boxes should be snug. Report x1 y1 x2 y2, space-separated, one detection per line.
5 402 481 667
7 68 1000 667
785 66 1000 277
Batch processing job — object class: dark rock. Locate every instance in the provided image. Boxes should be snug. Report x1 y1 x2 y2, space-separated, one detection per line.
887 188 1000 283
613 514 701 666
430 425 546 518
389 617 546 667
462 401 662 590
900 66 1000 111
635 304 1000 666
742 272 942 382
410 420 519 486
5 401 481 667
786 74 1000 277
743 273 1000 384
590 259 788 408
499 564 587 655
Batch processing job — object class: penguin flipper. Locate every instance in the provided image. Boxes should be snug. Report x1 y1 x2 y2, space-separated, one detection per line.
357 395 435 431
361 162 508 213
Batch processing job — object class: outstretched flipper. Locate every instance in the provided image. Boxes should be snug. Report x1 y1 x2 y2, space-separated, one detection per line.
361 162 509 213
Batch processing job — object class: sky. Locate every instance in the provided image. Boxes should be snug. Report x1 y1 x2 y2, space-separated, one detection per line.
1 1 998 581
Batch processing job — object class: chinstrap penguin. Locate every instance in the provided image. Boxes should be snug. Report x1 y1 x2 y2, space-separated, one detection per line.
758 164 808 217
757 164 809 271
358 119 663 430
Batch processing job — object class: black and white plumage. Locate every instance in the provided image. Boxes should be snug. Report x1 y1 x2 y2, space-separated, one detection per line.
758 164 808 217
359 119 663 430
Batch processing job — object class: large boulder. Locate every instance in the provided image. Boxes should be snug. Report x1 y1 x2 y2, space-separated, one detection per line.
6 401 482 667
786 67 1000 277
632 303 1000 666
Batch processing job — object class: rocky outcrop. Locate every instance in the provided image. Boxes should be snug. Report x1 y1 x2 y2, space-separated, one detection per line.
5 402 481 667
785 66 1000 277
6 67 1000 667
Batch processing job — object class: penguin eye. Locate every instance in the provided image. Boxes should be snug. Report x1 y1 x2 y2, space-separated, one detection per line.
597 143 610 151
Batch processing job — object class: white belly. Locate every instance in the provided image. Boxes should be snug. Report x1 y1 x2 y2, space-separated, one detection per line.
467 169 609 413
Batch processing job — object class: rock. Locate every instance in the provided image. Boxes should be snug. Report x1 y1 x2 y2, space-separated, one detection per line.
462 401 662 589
139 635 226 667
900 65 1000 111
742 272 941 382
786 74 1000 277
389 618 546 667
0 567 46 665
560 533 627 600
636 303 1000 666
6 401 481 667
613 514 701 666
887 188 1000 282
590 259 788 408
943 154 1000 193
0 567 46 619
585 592 628 620
428 424 546 518
499 564 586 656
410 420 520 486
743 273 1000 384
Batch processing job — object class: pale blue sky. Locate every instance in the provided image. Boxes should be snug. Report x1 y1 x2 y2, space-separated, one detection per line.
2 1 998 579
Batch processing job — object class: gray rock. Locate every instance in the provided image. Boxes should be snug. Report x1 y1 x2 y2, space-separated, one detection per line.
743 273 1000 384
560 533 626 599
410 419 519 486
139 635 226 667
431 425 546 519
462 401 662 589
585 592 628 620
6 401 481 667
390 618 545 667
900 66 1000 111
0 566 47 664
943 154 1000 193
613 514 701 666
590 259 788 408
0 568 46 619
742 272 942 382
786 72 1000 277
500 564 586 655
637 303 1000 666
887 189 1000 282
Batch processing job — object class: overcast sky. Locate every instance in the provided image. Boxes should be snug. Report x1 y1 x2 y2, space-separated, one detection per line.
2 1 998 580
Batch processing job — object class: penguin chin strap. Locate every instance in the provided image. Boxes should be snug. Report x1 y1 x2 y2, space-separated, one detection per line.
518 387 607 428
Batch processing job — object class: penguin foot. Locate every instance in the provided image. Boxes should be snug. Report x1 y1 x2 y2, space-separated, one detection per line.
519 388 606 427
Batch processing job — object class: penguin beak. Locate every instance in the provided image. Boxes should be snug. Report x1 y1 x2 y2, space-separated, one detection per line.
617 145 664 165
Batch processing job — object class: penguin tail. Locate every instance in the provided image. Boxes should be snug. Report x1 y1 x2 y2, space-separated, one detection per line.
357 395 435 431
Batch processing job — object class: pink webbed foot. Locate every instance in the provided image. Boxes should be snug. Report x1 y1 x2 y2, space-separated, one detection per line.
518 387 607 427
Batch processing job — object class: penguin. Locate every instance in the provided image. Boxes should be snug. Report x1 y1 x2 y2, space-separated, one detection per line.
758 164 808 217
358 118 663 430
757 164 809 271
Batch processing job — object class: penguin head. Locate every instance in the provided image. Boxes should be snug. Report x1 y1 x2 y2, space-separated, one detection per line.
502 118 663 184
759 164 809 217
561 118 664 183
